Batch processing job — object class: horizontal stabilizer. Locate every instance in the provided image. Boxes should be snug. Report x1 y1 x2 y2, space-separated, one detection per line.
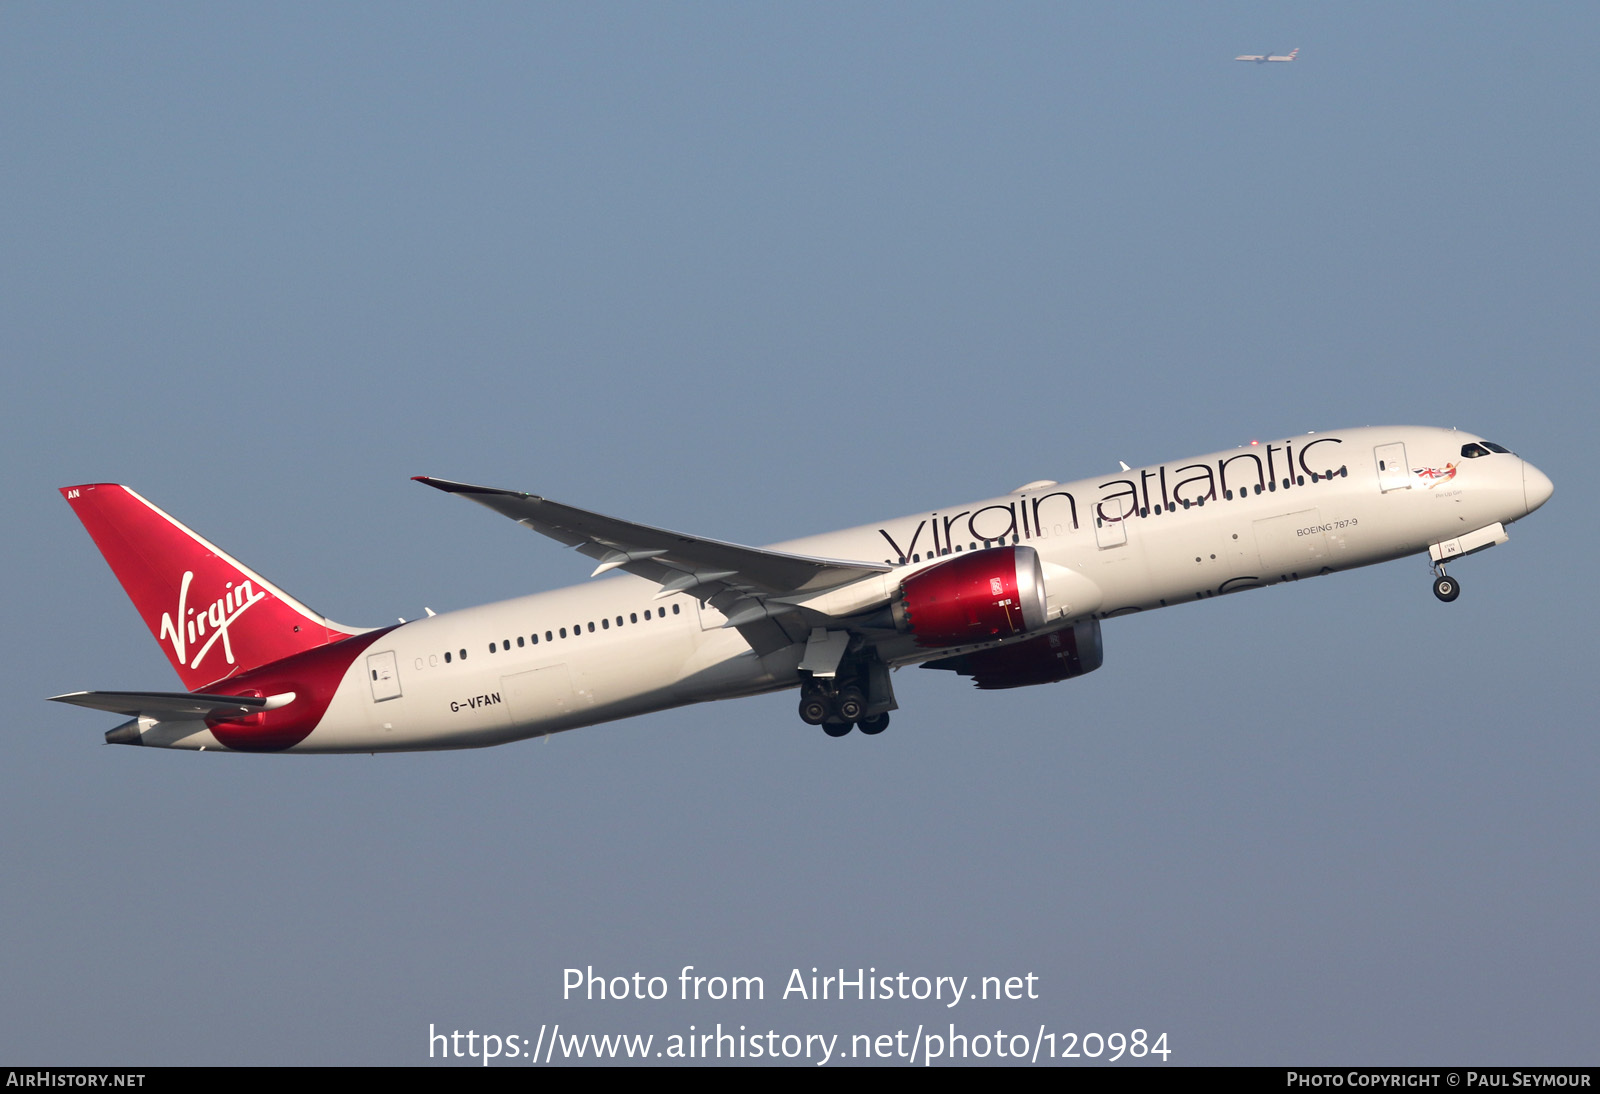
48 690 283 720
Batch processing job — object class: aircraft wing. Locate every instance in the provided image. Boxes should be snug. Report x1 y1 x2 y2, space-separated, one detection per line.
412 477 890 599
48 690 269 719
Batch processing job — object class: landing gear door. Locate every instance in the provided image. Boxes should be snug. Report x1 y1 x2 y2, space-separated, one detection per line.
367 650 402 702
1375 443 1411 492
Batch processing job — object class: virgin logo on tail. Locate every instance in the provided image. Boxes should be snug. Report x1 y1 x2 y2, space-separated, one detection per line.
157 571 267 672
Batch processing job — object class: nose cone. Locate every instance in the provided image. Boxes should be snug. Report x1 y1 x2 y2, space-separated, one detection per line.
1523 461 1554 515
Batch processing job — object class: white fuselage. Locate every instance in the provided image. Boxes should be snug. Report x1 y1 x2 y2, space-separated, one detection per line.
163 426 1549 752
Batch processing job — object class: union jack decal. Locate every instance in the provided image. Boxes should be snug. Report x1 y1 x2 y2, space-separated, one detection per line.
1412 462 1458 488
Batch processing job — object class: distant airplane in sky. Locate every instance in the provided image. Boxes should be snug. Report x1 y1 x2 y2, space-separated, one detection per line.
1236 48 1299 63
52 426 1551 752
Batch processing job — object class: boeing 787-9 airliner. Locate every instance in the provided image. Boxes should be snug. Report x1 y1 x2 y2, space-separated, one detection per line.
52 426 1552 752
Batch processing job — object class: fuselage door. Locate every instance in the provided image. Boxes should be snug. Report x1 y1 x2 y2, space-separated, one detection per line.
1093 498 1131 549
502 664 576 732
1374 443 1411 492
367 650 402 702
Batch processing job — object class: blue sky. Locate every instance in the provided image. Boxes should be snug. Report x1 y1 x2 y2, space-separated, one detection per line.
2 3 1595 1065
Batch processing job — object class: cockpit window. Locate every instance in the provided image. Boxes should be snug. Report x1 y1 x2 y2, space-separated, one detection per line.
1460 443 1491 458
1483 441 1511 453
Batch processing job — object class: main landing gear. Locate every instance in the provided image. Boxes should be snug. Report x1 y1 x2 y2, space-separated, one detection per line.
1431 562 1461 603
798 678 891 737
796 631 897 737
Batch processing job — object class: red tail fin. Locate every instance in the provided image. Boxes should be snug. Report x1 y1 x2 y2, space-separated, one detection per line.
61 484 360 691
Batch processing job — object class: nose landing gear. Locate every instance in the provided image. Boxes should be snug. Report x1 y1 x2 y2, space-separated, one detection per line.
1431 562 1460 602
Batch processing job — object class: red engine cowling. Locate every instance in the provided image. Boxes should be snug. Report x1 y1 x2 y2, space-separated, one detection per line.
923 618 1103 689
892 545 1049 648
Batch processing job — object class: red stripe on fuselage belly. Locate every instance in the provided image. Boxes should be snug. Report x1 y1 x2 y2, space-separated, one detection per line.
203 626 397 752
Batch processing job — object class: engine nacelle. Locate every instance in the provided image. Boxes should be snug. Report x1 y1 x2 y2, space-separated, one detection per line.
923 619 1104 690
892 545 1048 648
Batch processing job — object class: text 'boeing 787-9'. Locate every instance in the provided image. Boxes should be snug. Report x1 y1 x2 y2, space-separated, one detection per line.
52 426 1552 751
